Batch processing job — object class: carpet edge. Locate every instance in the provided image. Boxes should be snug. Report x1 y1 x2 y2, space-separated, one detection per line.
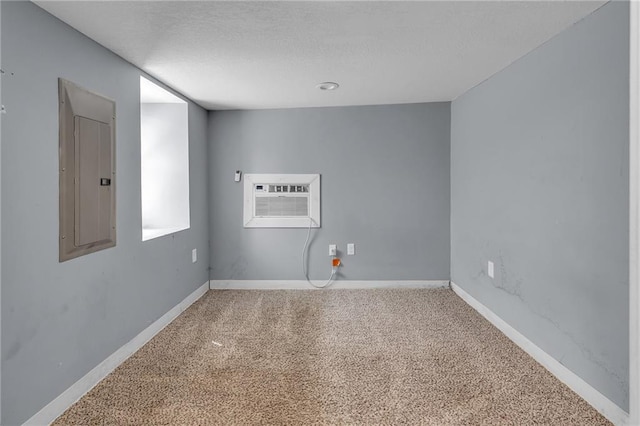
209 280 450 290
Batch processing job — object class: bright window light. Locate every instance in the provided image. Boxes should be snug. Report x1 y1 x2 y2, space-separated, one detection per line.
140 76 190 241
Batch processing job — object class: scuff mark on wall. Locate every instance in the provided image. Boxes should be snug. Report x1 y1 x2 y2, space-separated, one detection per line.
229 256 248 280
494 253 524 301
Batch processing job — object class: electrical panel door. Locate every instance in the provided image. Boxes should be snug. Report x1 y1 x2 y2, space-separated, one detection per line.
59 79 116 261
74 116 113 246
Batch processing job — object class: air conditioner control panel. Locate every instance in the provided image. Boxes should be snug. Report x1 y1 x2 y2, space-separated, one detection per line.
255 184 309 193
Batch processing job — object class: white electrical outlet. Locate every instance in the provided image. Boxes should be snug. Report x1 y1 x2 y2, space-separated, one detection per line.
488 260 494 279
329 244 337 256
192 249 197 263
347 243 355 255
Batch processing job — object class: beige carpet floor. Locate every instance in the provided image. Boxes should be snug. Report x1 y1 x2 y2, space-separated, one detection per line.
53 288 610 425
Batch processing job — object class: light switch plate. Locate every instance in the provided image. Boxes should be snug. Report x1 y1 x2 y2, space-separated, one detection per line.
488 261 494 279
347 243 355 255
192 249 197 263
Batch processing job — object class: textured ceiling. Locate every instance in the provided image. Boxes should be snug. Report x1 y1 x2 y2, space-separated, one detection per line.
35 1 607 110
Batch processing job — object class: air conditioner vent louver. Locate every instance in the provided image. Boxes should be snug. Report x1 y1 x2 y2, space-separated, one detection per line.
255 196 309 217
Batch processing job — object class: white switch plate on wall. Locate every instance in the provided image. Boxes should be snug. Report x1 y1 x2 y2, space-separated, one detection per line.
329 244 337 256
488 260 494 278
192 249 197 263
347 243 355 255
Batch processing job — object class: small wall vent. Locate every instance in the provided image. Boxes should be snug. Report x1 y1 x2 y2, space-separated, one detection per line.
243 174 320 228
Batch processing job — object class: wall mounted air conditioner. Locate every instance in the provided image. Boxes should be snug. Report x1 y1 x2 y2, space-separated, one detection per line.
243 174 320 228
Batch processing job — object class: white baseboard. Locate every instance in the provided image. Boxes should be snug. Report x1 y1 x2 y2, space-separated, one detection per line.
450 282 629 426
23 281 209 426
209 279 450 290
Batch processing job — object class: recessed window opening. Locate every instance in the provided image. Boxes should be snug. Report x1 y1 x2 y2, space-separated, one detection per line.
140 76 190 241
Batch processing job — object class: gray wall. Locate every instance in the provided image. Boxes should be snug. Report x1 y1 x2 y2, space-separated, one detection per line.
451 1 629 410
1 2 210 424
208 104 450 281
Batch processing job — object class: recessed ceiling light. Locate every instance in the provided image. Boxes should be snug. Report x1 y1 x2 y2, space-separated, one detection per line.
316 82 339 91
